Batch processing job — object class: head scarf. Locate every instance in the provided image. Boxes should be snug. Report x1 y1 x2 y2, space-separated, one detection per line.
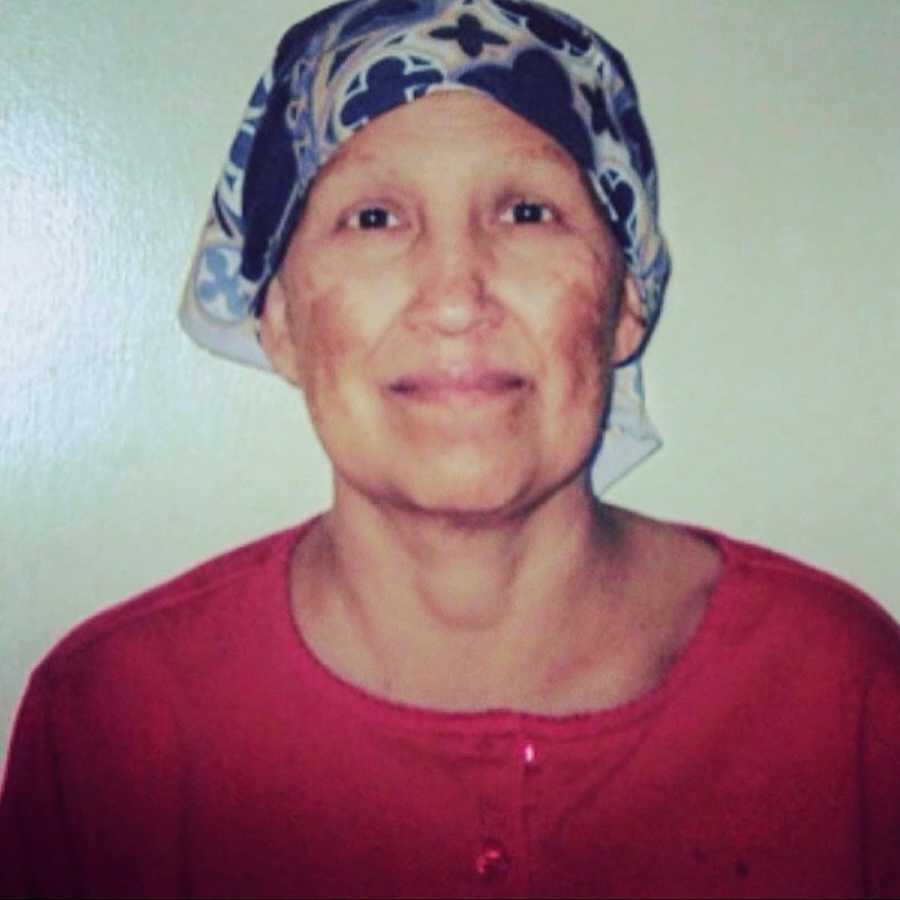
180 0 670 494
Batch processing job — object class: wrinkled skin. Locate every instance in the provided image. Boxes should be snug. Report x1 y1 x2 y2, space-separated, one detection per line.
263 91 644 521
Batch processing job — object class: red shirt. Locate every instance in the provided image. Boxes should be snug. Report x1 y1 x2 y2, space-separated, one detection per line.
2 521 899 898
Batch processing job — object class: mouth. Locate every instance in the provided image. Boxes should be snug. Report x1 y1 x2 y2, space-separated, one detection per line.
388 366 527 403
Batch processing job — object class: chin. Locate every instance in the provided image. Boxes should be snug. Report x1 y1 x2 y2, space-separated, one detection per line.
329 421 597 521
333 445 526 518
405 487 529 523
383 453 579 524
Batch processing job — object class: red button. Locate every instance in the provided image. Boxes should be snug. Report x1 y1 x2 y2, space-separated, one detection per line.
523 741 537 768
475 839 510 881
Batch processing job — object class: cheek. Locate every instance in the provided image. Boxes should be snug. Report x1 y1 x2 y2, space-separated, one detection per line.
283 252 355 383
554 304 608 412
286 245 349 345
286 258 401 417
294 301 371 446
301 300 358 378
295 308 364 439
540 254 617 397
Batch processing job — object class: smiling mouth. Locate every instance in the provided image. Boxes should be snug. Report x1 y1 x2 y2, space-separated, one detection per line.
388 369 527 402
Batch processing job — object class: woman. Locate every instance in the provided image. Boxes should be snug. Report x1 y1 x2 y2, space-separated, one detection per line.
2 1 898 897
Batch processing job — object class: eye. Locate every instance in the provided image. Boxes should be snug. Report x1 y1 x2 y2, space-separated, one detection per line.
500 200 555 225
345 206 401 230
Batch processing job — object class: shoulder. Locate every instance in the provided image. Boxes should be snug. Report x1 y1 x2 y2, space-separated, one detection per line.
691 525 900 679
713 529 896 635
31 521 315 692
705 530 900 799
615 507 899 678
5 521 320 785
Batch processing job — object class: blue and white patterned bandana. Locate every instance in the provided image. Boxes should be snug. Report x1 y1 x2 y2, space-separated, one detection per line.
180 0 670 493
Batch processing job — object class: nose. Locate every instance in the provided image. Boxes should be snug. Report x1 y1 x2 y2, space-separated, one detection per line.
404 222 503 336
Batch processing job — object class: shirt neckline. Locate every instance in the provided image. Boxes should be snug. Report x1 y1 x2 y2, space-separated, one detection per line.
273 517 744 739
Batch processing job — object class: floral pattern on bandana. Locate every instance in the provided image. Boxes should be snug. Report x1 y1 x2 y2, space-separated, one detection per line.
180 0 669 493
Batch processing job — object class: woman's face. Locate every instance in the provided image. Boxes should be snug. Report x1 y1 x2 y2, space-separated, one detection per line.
264 91 643 518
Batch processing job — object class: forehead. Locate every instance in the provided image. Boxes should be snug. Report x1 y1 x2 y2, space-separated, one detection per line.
317 90 581 185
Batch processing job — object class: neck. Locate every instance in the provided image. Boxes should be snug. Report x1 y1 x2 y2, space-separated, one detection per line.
294 473 635 709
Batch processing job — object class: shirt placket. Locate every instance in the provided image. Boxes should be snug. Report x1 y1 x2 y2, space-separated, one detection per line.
464 729 533 898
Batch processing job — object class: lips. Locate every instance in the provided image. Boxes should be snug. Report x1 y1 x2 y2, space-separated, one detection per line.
388 366 527 401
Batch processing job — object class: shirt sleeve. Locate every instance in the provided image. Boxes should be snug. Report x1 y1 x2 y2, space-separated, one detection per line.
862 656 900 898
0 670 79 899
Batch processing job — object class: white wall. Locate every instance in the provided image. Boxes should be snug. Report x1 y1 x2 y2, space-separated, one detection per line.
2 0 898 761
